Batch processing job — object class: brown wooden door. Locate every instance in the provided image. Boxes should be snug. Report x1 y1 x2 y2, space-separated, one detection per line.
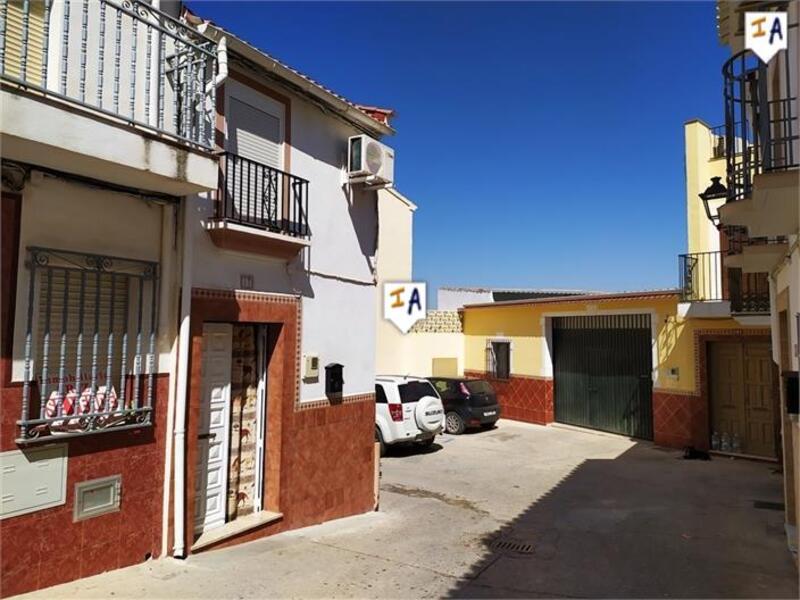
709 341 776 458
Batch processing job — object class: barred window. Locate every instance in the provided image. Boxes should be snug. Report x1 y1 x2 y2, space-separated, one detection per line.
18 247 159 443
486 341 511 380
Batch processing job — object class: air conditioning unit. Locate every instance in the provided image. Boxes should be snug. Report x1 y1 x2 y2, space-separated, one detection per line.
348 134 394 186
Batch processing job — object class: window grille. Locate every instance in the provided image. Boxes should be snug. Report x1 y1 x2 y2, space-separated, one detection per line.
486 341 511 380
18 247 159 443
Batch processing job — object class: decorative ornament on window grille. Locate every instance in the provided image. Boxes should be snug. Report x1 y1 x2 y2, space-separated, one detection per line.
18 247 159 443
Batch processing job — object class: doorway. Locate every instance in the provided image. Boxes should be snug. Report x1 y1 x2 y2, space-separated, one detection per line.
195 323 269 537
708 340 777 459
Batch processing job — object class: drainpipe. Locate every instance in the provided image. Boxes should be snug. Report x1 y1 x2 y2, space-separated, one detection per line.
160 204 178 558
172 199 194 558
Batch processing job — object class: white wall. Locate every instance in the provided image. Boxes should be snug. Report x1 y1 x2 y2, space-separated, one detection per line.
438 288 493 310
10 171 179 380
190 72 380 401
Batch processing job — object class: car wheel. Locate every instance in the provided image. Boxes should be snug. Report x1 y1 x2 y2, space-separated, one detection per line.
375 427 386 457
445 411 465 435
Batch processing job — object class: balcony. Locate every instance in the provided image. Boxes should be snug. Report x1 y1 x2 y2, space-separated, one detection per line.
679 250 770 317
0 0 220 194
716 49 799 236
723 225 789 273
206 151 310 259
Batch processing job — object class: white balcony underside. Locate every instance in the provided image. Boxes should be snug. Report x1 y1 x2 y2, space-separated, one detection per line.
725 243 789 273
677 301 731 319
0 87 218 196
718 171 800 237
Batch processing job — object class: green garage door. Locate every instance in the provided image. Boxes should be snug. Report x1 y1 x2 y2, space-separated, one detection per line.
553 314 653 440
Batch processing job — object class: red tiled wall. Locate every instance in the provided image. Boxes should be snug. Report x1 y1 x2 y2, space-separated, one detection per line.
186 290 377 554
194 395 376 553
465 371 554 425
653 390 708 450
0 376 170 598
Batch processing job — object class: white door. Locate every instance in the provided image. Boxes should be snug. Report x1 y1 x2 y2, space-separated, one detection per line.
194 323 233 534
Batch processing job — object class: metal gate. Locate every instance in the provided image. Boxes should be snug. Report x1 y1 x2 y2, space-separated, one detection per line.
553 314 653 440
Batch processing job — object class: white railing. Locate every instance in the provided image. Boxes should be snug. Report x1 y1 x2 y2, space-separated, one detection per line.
0 0 219 149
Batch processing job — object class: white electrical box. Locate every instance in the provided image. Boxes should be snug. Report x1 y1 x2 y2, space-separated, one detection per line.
1 444 68 519
304 354 320 379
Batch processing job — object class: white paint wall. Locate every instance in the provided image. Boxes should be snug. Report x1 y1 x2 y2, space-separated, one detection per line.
190 73 380 401
437 288 493 310
10 171 179 380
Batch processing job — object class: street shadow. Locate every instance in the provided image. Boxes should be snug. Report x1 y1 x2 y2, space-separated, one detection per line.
444 442 796 599
383 441 444 458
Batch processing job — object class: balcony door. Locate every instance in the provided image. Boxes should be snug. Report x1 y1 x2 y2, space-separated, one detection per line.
225 85 286 228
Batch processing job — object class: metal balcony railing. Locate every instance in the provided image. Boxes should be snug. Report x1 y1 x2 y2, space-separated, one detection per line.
216 151 310 238
723 49 798 202
723 225 787 255
678 251 770 314
0 0 219 149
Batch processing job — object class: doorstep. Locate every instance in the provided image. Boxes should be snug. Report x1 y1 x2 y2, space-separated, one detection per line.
709 450 778 463
192 510 283 551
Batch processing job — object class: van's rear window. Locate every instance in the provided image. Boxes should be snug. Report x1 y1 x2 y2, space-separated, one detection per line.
465 380 493 394
398 381 437 404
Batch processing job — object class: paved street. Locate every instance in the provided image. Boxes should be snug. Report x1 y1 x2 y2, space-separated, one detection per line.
18 420 798 599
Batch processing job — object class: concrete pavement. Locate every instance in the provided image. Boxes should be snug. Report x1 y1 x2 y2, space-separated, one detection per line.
14 420 798 598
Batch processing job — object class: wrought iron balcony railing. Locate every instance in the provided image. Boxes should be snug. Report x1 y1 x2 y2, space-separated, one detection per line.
678 251 770 314
723 225 787 255
216 151 310 238
722 49 798 202
17 247 159 443
0 0 219 149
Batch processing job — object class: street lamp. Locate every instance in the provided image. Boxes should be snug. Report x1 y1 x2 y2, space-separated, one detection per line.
698 176 728 227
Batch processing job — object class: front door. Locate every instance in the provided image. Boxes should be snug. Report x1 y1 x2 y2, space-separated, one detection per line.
709 341 776 458
194 323 233 534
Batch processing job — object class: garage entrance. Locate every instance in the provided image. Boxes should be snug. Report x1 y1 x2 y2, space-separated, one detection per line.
553 314 653 439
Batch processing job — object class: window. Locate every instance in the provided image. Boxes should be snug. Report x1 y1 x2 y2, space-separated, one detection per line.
375 384 388 404
398 381 438 404
17 247 159 443
487 341 511 380
432 380 448 394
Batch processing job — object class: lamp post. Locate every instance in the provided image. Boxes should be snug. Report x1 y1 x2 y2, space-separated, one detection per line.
698 176 728 228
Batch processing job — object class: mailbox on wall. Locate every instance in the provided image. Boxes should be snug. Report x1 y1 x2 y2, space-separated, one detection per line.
325 363 344 397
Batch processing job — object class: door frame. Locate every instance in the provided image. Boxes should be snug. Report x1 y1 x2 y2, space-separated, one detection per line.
184 288 300 555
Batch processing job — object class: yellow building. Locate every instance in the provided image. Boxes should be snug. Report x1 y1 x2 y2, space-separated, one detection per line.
460 105 780 460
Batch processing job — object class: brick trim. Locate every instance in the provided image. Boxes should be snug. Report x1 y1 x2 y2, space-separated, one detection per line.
296 392 375 411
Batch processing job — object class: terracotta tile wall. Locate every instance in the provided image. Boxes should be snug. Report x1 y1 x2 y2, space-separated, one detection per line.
0 376 170 598
186 289 376 554
652 389 707 450
465 370 554 425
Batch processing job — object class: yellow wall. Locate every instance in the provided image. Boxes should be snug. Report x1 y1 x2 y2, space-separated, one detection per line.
4 1 45 81
463 296 766 394
684 120 726 255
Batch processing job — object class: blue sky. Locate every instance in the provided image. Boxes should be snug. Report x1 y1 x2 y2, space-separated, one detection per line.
189 1 729 300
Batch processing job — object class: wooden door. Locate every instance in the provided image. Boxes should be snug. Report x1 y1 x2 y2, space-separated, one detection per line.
709 341 776 458
742 343 776 458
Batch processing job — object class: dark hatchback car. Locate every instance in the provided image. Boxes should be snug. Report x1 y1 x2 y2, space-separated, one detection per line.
428 378 501 434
